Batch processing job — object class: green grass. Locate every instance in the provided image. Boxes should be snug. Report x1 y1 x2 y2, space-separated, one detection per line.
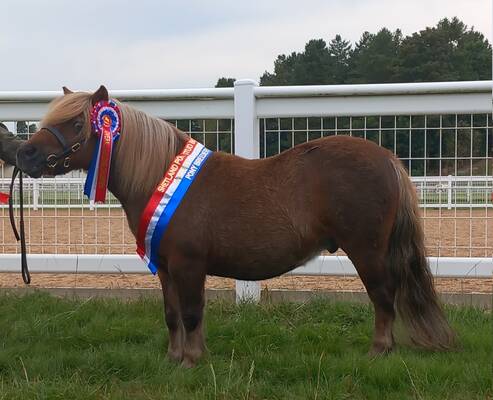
0 293 491 399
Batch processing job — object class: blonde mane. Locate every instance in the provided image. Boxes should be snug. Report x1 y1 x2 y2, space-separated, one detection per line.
41 92 188 198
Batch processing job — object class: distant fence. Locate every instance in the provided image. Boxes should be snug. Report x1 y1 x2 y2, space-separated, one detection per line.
412 175 492 209
2 175 491 210
0 80 491 301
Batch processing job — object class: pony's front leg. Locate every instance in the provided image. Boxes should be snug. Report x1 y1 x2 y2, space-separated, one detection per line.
157 269 185 363
169 256 207 368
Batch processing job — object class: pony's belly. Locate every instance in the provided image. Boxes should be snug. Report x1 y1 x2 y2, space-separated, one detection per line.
207 249 320 281
208 263 297 281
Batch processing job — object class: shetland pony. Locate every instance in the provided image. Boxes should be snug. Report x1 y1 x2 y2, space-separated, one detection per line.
17 86 455 367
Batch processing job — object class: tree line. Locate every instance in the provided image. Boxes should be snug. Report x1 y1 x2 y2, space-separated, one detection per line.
216 17 491 87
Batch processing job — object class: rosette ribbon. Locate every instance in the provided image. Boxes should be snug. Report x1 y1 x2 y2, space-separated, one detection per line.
0 192 9 204
84 100 121 203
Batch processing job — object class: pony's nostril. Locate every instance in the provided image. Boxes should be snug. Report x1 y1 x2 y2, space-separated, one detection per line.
19 144 39 160
25 146 36 157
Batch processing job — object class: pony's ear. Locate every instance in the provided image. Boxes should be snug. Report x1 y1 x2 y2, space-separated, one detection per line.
91 85 109 105
62 86 73 95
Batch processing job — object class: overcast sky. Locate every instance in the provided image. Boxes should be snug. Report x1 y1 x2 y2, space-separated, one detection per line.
1 0 490 91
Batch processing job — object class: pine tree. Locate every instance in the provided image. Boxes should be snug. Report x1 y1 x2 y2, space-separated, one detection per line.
349 28 402 83
397 17 491 82
328 35 352 83
220 17 491 86
215 78 236 88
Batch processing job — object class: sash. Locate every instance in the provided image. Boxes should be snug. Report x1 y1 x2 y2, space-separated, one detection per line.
136 138 212 274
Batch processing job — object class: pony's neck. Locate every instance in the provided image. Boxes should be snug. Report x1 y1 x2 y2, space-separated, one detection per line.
88 103 190 234
106 129 188 235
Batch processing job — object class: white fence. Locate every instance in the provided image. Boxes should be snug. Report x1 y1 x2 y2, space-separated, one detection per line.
1 175 491 210
0 80 491 300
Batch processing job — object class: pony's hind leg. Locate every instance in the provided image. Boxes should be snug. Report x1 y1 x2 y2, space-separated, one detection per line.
349 252 396 356
366 279 396 356
157 269 184 363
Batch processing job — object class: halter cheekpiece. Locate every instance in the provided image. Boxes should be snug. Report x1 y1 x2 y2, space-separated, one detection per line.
43 99 121 204
44 125 85 169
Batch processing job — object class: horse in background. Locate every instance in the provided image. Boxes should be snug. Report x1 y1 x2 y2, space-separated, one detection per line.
0 122 25 166
16 86 455 368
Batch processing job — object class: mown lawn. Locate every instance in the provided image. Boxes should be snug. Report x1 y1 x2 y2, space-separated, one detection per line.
0 292 491 399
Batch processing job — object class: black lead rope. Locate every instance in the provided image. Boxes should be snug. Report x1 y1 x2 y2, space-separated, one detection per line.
9 167 30 284
6 125 85 285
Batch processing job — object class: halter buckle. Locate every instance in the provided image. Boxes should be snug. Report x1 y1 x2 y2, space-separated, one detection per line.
63 157 71 168
71 142 81 152
46 154 58 168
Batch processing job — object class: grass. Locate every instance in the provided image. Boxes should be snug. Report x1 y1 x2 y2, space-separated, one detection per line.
0 292 491 399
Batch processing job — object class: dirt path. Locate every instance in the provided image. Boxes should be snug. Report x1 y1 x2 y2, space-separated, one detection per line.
1 208 491 257
0 208 491 294
0 273 491 294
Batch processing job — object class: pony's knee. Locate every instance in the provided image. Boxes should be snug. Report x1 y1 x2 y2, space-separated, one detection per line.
368 285 396 315
182 311 202 332
165 310 180 331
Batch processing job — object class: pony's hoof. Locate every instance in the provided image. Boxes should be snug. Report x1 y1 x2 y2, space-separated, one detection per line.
368 343 393 357
181 358 197 369
167 350 183 363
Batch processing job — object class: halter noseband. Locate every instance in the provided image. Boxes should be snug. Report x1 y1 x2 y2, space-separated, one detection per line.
43 125 86 169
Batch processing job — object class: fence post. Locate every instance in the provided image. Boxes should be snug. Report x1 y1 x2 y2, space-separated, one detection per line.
447 175 452 210
234 79 261 303
33 180 39 210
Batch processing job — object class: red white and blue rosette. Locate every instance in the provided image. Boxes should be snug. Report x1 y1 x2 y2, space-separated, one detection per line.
84 100 121 203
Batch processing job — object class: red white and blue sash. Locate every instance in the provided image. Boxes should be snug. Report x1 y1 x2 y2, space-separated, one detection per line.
136 138 211 274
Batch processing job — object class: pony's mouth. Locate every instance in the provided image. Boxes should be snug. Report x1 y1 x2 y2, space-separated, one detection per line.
17 162 44 178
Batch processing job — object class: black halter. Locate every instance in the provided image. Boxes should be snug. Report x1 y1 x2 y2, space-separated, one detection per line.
43 125 86 169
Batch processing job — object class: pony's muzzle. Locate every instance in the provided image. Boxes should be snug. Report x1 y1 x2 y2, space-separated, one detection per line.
16 143 44 178
17 143 38 161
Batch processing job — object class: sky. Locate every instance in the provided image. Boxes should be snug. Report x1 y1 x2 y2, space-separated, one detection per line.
0 0 491 91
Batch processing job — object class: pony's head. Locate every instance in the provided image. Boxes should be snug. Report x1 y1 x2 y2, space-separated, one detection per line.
16 85 108 178
17 85 189 199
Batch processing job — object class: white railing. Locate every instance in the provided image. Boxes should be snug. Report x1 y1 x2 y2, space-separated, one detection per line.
411 176 493 209
2 175 491 210
0 80 491 301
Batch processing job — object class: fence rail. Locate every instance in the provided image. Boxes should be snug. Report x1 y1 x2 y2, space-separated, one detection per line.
0 254 489 279
0 80 491 301
1 175 491 210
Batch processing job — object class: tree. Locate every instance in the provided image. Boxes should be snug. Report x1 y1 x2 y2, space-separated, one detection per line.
328 34 352 83
260 39 334 86
29 123 37 133
217 17 491 86
397 17 491 82
215 78 236 88
451 25 491 80
348 28 402 83
14 121 29 140
294 39 334 85
16 121 27 134
260 52 301 85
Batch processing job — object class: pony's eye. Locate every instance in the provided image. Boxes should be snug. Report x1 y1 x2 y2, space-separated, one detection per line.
74 121 83 133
